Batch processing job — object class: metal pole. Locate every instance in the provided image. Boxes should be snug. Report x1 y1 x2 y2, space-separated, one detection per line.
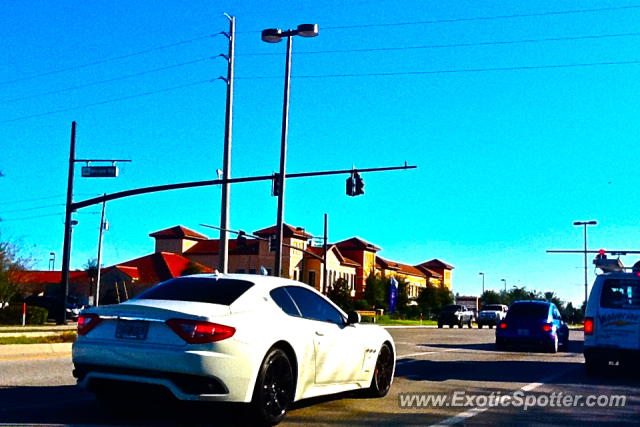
59 121 76 324
274 35 293 277
218 15 235 274
95 195 106 306
583 224 588 306
323 213 328 293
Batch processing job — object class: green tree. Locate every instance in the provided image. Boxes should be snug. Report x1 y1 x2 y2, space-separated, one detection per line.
364 272 388 310
0 237 30 306
543 291 565 312
327 277 353 312
480 290 502 306
417 284 453 318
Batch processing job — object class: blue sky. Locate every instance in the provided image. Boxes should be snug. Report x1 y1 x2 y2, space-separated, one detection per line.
2 1 640 306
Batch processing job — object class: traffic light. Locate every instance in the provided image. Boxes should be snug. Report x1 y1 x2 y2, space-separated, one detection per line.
271 173 281 197
346 174 355 196
237 230 247 248
354 172 364 195
346 172 364 197
596 249 607 260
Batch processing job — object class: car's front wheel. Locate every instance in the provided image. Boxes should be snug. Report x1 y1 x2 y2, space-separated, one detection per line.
251 348 295 425
367 343 394 397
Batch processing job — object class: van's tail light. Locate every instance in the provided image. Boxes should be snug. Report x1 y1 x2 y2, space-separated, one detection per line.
77 313 102 335
584 317 594 335
166 319 235 344
499 322 507 329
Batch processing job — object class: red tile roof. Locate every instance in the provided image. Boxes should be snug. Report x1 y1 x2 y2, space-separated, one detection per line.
417 259 455 270
305 246 362 267
117 252 212 284
254 224 313 239
377 257 426 278
18 270 89 284
334 237 381 252
149 225 208 240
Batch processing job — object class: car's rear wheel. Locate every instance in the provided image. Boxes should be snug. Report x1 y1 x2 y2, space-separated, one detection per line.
437 322 443 328
489 324 494 329
251 348 295 425
367 343 394 397
457 319 463 328
478 323 483 329
467 318 472 328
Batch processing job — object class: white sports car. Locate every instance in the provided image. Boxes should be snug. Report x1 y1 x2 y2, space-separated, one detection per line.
72 273 395 424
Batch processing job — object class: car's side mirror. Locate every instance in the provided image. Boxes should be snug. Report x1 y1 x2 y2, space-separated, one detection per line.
346 311 361 325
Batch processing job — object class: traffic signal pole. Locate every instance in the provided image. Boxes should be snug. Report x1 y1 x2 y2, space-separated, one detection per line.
58 121 76 324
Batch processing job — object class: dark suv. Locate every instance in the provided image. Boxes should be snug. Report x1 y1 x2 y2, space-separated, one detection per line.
438 304 474 328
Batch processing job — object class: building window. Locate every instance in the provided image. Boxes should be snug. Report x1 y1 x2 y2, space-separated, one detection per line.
236 269 246 274
249 269 256 275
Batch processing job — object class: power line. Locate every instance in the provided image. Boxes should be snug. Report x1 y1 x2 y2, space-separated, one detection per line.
2 57 214 104
236 58 640 80
320 4 640 31
1 194 67 205
240 32 640 57
0 34 218 86
0 203 65 214
1 78 215 123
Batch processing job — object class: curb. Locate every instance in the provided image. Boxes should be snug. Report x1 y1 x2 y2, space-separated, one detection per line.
0 343 72 359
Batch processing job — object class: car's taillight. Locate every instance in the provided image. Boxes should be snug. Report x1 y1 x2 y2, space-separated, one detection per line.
541 323 554 332
499 322 507 329
584 317 594 335
77 313 102 335
166 318 235 344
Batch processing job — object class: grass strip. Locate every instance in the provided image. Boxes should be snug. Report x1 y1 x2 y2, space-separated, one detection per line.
0 331 77 345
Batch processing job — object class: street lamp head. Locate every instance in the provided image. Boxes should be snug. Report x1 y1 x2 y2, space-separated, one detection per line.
573 220 598 226
297 23 319 37
261 28 283 43
479 272 484 276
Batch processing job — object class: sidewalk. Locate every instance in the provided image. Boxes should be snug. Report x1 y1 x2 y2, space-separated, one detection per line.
0 324 75 360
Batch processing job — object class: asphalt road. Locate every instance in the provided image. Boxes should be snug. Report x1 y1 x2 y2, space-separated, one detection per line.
0 327 637 426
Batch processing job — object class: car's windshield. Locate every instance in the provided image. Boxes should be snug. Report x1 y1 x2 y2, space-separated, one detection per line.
135 277 253 305
506 303 548 318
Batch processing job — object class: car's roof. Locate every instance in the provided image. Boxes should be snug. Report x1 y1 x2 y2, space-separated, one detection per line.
511 300 551 306
181 273 310 291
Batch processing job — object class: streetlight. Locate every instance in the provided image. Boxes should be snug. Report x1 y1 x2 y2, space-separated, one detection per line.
479 272 485 294
501 278 507 292
49 252 56 271
573 220 597 307
261 23 319 277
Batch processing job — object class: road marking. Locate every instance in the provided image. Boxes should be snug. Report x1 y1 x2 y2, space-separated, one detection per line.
428 366 579 426
396 348 458 363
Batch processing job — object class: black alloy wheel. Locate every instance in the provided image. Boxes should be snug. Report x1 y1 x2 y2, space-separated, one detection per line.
368 343 394 397
252 348 295 425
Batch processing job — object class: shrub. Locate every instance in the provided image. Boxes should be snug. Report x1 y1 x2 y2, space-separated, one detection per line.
0 304 48 325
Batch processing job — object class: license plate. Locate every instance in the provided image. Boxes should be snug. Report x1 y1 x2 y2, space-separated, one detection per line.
517 329 530 336
116 320 149 340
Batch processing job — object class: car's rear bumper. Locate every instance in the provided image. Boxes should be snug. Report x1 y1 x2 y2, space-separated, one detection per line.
72 339 256 402
478 318 498 325
584 345 640 362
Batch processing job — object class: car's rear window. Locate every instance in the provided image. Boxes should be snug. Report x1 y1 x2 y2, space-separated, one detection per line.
601 279 640 309
135 277 253 305
483 305 503 311
506 303 548 318
442 305 462 312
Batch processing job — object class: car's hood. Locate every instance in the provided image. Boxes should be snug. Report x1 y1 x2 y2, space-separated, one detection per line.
86 299 231 321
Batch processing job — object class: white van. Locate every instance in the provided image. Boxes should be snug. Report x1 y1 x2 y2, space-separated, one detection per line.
583 262 640 374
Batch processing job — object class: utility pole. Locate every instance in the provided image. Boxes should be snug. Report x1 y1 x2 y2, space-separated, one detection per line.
323 213 328 293
218 14 235 274
95 195 107 306
59 121 76 324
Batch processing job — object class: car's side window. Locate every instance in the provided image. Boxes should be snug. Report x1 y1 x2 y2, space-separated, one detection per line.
270 287 301 317
284 286 345 326
552 306 561 320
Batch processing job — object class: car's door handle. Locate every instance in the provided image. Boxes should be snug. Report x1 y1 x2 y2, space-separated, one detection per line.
315 331 324 336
